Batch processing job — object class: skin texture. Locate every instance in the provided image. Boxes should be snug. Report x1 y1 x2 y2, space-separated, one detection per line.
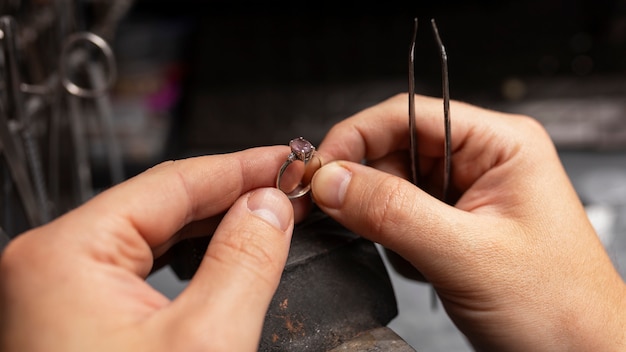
0 146 299 352
1 93 625 351
311 93 626 351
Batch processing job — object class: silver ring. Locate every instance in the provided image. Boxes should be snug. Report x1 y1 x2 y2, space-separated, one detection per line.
276 137 317 199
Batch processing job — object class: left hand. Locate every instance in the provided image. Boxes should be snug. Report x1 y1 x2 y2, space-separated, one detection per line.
0 146 297 352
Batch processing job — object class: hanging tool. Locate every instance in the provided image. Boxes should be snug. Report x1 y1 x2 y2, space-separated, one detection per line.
0 16 47 227
0 12 120 238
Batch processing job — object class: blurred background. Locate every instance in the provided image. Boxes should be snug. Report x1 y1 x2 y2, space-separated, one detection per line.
2 1 626 351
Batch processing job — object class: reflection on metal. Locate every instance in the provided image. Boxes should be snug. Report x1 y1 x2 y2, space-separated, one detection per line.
431 19 452 205
59 31 117 99
276 136 320 199
0 17 48 226
0 3 127 240
327 327 416 352
408 17 452 203
407 18 452 311
408 18 420 188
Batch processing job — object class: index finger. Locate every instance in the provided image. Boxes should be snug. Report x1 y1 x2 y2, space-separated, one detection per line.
47 146 290 275
318 93 500 163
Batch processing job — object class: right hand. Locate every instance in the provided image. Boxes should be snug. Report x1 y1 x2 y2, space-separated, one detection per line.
310 93 626 351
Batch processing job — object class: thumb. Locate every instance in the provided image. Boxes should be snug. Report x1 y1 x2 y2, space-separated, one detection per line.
169 188 294 350
311 161 466 276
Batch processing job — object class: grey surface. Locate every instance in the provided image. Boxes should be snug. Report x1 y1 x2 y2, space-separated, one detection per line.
382 253 471 351
147 150 626 352
560 151 626 278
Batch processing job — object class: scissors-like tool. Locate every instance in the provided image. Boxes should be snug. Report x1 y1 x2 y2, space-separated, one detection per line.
0 16 46 228
0 14 120 241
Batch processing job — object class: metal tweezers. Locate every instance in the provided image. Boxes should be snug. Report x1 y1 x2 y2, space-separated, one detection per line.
408 17 451 204
408 18 452 310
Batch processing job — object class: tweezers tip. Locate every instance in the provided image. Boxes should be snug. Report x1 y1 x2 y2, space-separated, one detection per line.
431 18 440 33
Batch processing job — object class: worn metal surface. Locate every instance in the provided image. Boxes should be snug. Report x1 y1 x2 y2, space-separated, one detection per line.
260 208 398 351
327 327 416 352
168 206 399 351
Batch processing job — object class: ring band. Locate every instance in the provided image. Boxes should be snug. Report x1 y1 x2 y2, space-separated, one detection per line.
276 137 316 199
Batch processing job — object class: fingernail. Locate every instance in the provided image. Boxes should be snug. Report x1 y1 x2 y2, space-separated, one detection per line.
247 189 291 232
312 162 351 209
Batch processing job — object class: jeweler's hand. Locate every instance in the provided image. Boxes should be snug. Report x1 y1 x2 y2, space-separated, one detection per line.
311 93 626 351
0 147 295 352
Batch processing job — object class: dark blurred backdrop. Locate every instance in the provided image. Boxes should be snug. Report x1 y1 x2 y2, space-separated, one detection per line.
110 0 626 169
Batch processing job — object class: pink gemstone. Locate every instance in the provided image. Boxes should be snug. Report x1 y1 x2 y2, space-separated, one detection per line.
289 137 314 160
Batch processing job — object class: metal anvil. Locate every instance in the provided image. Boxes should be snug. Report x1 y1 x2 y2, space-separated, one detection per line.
167 205 412 351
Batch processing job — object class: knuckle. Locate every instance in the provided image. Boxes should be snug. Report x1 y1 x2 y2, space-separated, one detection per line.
508 113 550 137
510 114 556 152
